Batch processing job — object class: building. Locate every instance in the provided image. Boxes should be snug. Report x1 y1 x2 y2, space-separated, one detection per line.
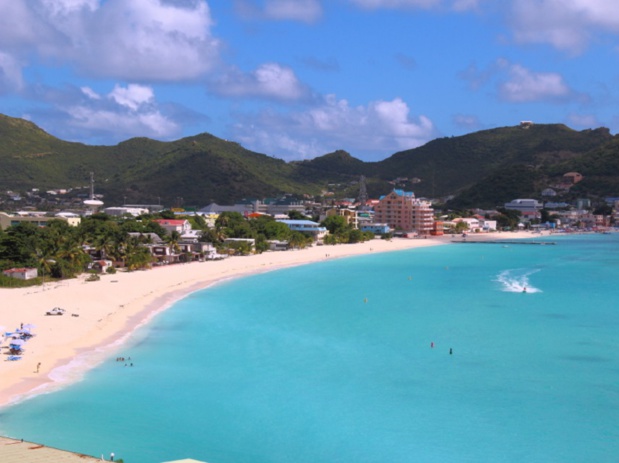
277 219 328 240
2 267 38 280
373 190 434 235
0 211 81 230
153 219 192 235
504 199 542 220
360 223 391 235
103 206 149 217
324 208 359 229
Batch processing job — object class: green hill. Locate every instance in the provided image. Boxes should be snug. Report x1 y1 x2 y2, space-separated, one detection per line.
0 114 617 208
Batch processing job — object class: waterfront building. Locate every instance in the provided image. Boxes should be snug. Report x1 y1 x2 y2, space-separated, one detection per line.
276 219 328 240
360 223 391 235
2 267 38 280
373 190 434 235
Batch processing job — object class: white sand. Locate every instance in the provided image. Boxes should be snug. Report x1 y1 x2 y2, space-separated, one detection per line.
0 231 535 408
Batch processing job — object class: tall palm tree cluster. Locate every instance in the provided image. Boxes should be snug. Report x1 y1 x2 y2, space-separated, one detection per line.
0 216 163 279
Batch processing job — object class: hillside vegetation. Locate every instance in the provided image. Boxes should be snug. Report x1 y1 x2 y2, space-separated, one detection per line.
0 114 617 208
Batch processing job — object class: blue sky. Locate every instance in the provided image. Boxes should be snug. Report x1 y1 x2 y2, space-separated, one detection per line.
0 0 617 162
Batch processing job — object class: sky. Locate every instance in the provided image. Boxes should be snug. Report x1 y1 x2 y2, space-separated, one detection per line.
0 0 618 162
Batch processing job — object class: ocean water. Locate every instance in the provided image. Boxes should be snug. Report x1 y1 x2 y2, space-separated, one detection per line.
2 234 619 463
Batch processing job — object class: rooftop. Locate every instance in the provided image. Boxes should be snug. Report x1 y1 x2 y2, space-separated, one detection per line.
0 436 102 463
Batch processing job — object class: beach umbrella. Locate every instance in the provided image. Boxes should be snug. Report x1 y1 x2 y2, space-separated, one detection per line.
23 324 36 330
9 339 25 346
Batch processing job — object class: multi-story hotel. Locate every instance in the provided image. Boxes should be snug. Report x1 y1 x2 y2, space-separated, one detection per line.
373 189 434 235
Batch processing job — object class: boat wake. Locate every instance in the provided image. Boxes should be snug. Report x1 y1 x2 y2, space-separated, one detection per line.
496 268 541 293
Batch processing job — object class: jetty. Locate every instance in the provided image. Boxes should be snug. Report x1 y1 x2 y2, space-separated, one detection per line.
452 240 556 245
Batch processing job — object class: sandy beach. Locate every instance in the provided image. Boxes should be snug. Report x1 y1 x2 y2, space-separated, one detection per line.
0 232 534 408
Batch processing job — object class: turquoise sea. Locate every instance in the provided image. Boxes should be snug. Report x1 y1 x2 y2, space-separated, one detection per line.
2 234 619 463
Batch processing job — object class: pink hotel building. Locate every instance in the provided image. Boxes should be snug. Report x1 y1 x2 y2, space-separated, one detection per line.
373 189 435 235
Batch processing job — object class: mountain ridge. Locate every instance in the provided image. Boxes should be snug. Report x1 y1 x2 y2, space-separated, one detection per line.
0 114 617 208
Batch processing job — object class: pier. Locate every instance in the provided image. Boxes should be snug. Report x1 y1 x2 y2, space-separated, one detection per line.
452 240 556 245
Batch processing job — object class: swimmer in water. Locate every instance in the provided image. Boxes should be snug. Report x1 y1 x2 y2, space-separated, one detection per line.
523 287 527 293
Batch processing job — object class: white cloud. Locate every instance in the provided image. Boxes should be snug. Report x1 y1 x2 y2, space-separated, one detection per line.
109 84 155 110
0 0 220 81
66 105 179 140
235 0 322 22
498 62 572 102
30 82 182 144
231 95 435 161
0 52 24 93
80 86 100 100
510 0 619 52
211 63 309 101
40 0 99 16
348 0 481 10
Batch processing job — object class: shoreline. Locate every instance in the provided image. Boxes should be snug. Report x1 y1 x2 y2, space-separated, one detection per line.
0 232 534 409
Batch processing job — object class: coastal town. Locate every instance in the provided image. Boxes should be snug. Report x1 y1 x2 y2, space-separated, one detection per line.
1 168 618 285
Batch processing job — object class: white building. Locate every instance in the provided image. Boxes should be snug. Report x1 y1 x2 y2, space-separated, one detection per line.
504 199 542 219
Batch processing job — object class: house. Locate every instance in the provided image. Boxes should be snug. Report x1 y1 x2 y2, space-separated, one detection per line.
149 244 180 264
373 190 434 235
91 260 114 273
268 240 289 251
454 217 481 231
276 220 328 240
153 219 192 235
3 267 38 280
479 220 497 231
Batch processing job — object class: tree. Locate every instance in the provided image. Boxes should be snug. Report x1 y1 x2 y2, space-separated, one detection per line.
321 215 349 235
288 210 308 220
124 237 153 270
347 229 364 244
289 231 310 249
